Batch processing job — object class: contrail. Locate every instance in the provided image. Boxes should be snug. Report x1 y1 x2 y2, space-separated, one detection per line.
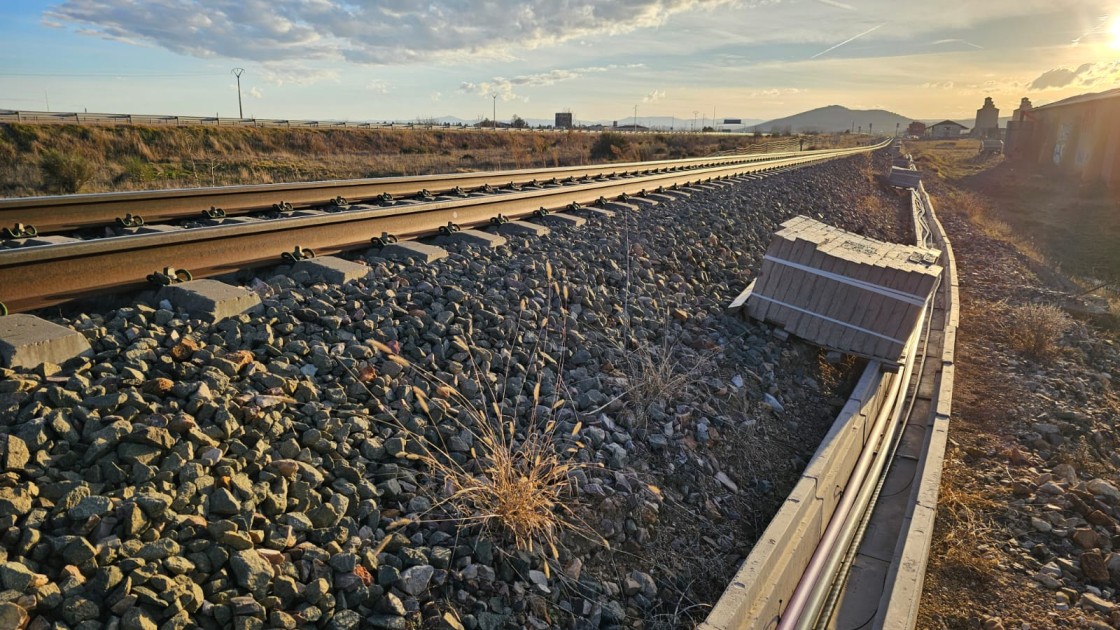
811 23 885 59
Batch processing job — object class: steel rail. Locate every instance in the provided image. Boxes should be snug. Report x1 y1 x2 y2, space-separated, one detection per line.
0 143 883 314
0 150 827 234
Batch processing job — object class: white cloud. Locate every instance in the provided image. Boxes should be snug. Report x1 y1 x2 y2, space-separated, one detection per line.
430 91 442 101
367 80 389 95
643 90 666 103
1028 61 1120 90
249 86 263 99
458 65 640 101
257 65 341 86
45 0 742 64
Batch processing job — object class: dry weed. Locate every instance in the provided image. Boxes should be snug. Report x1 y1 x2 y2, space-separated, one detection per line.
349 263 606 571
623 334 711 425
928 481 1003 590
1004 303 1072 359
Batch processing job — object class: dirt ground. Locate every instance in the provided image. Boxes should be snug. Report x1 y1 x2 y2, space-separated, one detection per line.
912 140 1120 629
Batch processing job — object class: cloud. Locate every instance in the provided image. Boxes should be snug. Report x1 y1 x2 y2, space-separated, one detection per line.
643 90 666 103
930 38 983 49
921 80 956 89
45 0 740 64
1028 61 1120 90
431 92 442 101
458 65 640 101
816 0 855 10
366 80 389 95
811 23 885 59
257 65 341 87
748 87 804 98
249 86 263 99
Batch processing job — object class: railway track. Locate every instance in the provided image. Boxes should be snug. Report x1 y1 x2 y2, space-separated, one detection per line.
0 139 961 630
0 150 818 236
0 144 880 314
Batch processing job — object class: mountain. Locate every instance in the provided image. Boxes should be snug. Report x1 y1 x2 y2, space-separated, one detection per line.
427 114 766 130
755 105 913 134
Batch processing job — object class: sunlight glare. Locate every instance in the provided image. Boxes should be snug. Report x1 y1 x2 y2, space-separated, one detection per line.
1111 14 1120 49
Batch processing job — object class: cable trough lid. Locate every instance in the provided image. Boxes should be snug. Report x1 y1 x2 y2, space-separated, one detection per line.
730 215 942 367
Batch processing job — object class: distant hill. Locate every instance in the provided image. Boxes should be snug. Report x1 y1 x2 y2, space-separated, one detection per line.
431 114 766 130
756 105 913 134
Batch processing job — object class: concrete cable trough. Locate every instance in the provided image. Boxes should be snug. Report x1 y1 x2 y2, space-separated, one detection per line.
703 151 957 629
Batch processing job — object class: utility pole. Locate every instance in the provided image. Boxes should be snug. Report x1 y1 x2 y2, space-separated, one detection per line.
692 110 699 133
491 93 497 129
633 104 638 130
231 68 244 118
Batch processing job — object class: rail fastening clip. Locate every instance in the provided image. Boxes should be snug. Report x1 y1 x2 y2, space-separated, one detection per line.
147 267 192 286
371 232 398 247
1 223 37 239
281 246 316 262
116 214 145 228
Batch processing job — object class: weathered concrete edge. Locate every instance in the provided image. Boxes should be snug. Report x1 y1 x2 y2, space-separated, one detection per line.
699 361 890 630
875 180 959 629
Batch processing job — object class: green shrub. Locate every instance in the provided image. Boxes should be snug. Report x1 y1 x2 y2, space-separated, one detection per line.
40 149 95 193
590 132 629 161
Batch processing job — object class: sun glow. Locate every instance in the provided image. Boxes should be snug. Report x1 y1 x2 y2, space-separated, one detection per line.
1110 15 1120 49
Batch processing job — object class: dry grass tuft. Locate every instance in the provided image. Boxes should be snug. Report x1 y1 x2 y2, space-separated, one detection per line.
623 335 710 425
366 336 599 571
929 481 1003 587
1005 303 1072 359
355 262 605 569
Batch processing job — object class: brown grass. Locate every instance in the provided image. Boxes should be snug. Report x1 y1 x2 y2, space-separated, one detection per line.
0 123 862 197
349 263 605 571
1004 303 1072 359
623 335 712 426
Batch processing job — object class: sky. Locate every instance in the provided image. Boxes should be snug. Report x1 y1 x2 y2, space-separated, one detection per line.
0 0 1118 125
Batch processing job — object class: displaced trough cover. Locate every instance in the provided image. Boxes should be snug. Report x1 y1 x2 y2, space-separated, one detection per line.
888 166 922 188
734 216 942 364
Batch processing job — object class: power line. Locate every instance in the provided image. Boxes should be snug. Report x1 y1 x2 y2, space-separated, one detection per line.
0 71 225 78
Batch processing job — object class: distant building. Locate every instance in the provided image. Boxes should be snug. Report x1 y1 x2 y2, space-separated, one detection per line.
1005 88 1120 186
974 97 1000 138
929 120 968 139
907 121 927 137
1004 97 1034 157
555 112 573 128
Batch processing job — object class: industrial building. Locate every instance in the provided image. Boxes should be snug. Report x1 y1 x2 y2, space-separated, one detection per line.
554 112 573 129
974 97 999 138
1004 87 1120 187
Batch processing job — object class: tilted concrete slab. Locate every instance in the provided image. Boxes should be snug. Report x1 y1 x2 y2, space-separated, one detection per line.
158 279 262 323
495 220 550 237
0 314 92 370
293 256 372 284
375 241 448 264
437 229 507 248
643 192 678 203
536 213 586 229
